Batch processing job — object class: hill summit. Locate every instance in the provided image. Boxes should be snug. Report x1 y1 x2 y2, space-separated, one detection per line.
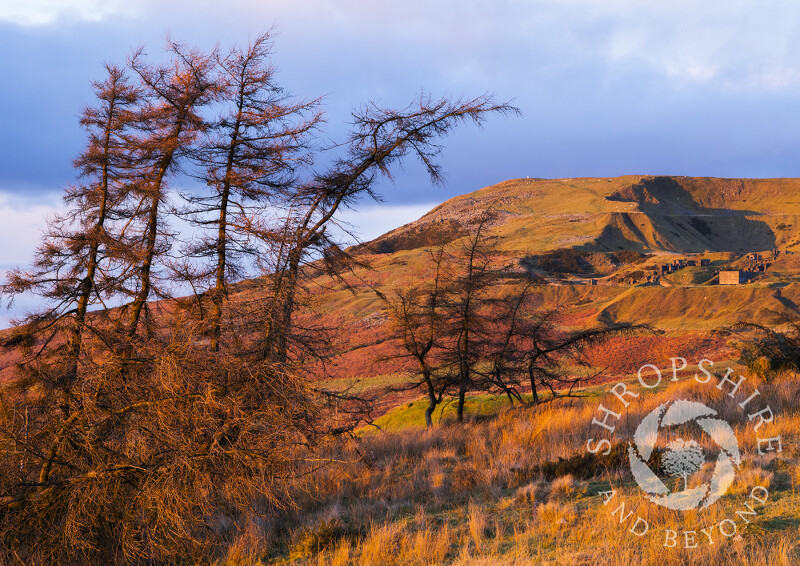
358 175 800 256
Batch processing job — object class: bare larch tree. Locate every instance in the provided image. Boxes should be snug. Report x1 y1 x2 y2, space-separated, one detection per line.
1 64 141 412
260 95 520 366
123 41 218 341
184 32 321 351
376 246 449 428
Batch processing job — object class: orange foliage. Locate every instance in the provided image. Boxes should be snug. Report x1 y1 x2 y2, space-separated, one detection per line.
583 333 735 375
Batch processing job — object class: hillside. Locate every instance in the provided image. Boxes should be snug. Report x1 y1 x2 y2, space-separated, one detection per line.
24 175 792 387
258 176 800 564
357 176 800 255
4 175 800 565
236 176 800 385
270 370 800 565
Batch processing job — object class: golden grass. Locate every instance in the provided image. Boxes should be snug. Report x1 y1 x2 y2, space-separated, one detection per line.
242 370 800 566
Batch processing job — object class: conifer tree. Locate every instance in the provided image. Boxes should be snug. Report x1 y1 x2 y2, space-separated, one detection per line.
185 32 321 351
261 94 519 364
123 41 218 340
2 64 140 402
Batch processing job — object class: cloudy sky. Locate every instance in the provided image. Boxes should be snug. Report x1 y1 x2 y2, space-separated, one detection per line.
2 0 800 273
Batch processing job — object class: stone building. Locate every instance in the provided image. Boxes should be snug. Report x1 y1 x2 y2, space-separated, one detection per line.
719 270 743 285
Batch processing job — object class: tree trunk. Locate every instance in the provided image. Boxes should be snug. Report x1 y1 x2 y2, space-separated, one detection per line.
127 191 162 339
263 243 303 363
528 363 540 404
127 119 182 340
65 93 116 385
209 99 243 352
210 179 231 352
422 367 437 429
457 375 467 422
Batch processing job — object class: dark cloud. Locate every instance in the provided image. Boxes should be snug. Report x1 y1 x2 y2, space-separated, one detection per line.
2 0 800 205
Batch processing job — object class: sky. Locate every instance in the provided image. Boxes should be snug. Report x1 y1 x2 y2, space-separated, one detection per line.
2 0 800 311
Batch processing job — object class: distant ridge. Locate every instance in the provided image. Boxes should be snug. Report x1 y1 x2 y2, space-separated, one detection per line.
356 176 800 255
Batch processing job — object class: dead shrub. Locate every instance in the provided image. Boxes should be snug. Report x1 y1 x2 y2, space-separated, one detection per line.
547 474 585 502
0 325 320 565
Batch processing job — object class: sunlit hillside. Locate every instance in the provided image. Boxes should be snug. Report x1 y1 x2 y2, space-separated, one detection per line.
224 176 800 389
255 366 799 565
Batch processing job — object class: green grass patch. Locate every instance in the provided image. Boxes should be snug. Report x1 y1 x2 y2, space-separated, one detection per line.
361 392 561 433
352 356 746 435
363 395 508 433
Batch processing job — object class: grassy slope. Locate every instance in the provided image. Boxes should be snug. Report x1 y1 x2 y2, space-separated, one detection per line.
256 368 800 566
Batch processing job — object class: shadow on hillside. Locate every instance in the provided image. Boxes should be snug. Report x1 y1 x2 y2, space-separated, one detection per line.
585 176 776 253
773 288 800 315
